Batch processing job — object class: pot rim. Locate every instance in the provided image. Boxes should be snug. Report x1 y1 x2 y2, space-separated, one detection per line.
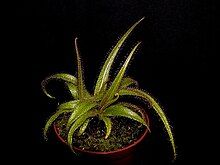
53 111 149 155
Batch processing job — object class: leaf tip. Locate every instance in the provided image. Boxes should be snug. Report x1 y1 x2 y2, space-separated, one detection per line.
105 134 109 139
43 130 48 141
140 17 145 21
44 135 48 141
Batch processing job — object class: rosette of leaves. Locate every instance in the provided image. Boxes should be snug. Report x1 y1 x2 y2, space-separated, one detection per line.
42 17 176 159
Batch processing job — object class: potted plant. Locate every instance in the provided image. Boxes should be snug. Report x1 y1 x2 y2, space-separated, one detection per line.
41 17 176 163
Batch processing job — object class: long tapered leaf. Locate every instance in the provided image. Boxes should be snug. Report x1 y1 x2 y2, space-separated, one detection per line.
44 108 73 139
67 111 95 151
44 100 79 139
100 42 141 107
75 37 84 99
103 104 148 129
67 101 97 129
74 38 90 99
94 81 108 101
94 17 145 95
65 82 78 99
57 100 79 110
118 88 176 159
120 77 138 89
119 102 142 112
78 119 90 136
101 116 112 139
119 102 151 132
41 73 77 99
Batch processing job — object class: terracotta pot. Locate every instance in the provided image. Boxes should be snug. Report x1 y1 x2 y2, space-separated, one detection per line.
53 111 150 164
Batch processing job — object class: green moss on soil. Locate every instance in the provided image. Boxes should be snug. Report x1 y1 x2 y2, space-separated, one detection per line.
56 115 146 152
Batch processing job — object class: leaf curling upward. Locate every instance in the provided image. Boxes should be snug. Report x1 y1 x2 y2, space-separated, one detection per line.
94 17 145 95
100 42 141 108
41 73 77 99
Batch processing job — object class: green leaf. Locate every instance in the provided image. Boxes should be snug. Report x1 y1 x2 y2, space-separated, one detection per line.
78 119 90 136
94 17 145 95
65 82 78 99
120 77 138 89
100 42 141 108
44 108 73 139
74 38 90 99
67 111 95 151
57 100 79 110
44 100 79 139
41 73 77 99
119 102 142 111
101 116 112 139
119 102 151 132
100 93 119 112
67 101 97 129
103 104 148 129
94 81 108 101
118 88 176 159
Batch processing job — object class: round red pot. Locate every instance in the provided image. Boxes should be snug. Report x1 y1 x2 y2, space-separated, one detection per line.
53 111 150 164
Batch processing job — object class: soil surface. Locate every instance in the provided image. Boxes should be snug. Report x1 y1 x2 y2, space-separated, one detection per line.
56 114 147 152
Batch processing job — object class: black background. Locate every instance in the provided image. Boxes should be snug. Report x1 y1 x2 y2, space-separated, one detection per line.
12 0 215 164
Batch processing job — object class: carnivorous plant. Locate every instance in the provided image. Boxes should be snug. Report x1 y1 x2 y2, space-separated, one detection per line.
42 17 176 159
